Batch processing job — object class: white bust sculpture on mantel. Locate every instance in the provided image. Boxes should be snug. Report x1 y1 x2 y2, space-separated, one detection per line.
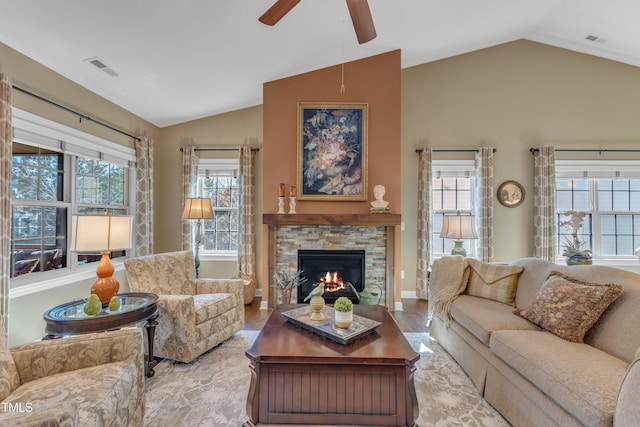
370 184 389 209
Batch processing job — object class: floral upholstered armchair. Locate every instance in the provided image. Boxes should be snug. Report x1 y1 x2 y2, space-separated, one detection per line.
124 250 245 363
0 316 145 427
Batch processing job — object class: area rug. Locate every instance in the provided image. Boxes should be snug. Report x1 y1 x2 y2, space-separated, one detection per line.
144 330 509 426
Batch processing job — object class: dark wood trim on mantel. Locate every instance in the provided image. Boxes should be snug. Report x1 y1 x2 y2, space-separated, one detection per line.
263 213 401 226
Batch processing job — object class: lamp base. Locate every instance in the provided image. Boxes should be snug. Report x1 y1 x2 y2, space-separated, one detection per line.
450 240 467 257
92 252 120 305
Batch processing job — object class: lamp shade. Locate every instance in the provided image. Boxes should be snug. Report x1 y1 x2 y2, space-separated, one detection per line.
70 215 133 252
440 212 478 240
182 198 214 220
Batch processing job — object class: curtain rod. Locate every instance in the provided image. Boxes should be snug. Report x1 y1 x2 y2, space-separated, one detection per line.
13 86 141 142
180 147 259 152
529 148 640 153
415 148 497 153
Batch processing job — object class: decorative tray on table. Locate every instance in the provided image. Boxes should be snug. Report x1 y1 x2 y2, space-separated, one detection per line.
282 305 381 345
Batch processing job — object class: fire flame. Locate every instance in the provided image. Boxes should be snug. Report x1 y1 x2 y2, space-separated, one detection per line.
319 271 349 292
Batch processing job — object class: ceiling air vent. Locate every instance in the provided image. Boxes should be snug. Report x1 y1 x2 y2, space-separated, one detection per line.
84 57 118 77
585 34 608 44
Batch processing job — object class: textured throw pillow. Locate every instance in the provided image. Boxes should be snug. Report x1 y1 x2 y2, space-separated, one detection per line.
517 271 623 343
466 259 523 305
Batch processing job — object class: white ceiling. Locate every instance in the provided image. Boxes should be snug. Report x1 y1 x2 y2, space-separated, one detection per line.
2 0 640 128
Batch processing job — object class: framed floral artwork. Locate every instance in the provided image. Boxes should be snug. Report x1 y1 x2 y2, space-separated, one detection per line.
297 102 368 200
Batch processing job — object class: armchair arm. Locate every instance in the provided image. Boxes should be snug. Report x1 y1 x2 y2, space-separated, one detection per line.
196 278 245 299
10 327 143 386
0 400 78 427
615 357 640 427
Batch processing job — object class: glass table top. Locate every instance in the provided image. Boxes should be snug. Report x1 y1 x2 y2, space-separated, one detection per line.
44 292 158 335
46 293 157 321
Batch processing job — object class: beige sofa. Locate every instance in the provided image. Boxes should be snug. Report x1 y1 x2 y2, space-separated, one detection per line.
0 322 145 427
429 257 640 427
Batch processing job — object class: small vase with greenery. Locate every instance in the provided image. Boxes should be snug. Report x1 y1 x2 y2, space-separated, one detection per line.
273 269 307 304
333 296 354 329
559 210 592 265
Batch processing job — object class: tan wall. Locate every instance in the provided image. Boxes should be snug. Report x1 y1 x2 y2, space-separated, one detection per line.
261 50 402 304
400 40 640 292
155 106 263 258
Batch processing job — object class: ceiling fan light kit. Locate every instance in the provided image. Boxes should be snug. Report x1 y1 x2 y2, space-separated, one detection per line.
259 0 376 44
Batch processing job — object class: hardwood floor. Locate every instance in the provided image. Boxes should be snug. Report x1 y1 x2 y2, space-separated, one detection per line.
243 297 429 333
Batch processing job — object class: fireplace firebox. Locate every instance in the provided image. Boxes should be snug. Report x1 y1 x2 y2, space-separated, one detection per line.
297 249 365 304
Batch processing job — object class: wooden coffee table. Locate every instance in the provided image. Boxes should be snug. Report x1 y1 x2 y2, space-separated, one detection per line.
244 304 420 426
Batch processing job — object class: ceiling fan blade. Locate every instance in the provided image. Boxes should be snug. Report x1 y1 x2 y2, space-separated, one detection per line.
259 0 301 26
346 0 377 44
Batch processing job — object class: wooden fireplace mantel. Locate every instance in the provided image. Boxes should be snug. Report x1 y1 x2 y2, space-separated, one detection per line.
262 213 401 227
263 213 401 309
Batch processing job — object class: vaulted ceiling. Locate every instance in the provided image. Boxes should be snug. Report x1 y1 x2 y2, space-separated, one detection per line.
2 0 639 127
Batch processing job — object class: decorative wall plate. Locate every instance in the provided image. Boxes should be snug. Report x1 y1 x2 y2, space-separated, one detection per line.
497 180 525 208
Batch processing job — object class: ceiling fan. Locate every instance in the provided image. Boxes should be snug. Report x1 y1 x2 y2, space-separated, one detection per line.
259 0 377 44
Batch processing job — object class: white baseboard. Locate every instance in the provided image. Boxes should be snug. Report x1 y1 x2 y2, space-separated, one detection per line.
259 300 269 310
402 291 418 299
394 301 403 311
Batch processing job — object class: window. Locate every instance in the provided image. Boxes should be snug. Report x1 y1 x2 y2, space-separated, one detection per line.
432 160 476 258
556 160 640 261
11 144 67 278
10 108 135 289
197 158 239 257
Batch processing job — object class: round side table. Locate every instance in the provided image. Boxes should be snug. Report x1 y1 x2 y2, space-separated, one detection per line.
44 292 159 377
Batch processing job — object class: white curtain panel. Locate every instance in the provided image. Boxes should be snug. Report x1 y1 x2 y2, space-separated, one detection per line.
0 74 12 328
475 147 495 262
416 148 432 300
237 146 257 280
533 146 557 261
181 146 199 251
135 137 154 256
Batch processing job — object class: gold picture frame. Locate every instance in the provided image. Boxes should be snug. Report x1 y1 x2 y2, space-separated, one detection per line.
297 102 368 201
497 180 525 208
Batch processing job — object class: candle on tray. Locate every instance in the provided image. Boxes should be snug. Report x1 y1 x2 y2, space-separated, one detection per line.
279 183 285 197
290 186 296 197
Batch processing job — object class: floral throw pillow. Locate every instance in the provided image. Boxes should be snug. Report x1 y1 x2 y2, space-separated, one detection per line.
517 271 623 343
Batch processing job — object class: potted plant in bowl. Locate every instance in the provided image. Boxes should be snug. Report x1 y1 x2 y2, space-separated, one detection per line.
559 210 592 265
273 269 307 304
333 296 354 329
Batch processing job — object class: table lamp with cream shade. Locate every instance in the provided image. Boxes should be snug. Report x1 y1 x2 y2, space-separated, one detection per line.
182 197 214 277
440 211 478 257
70 213 133 304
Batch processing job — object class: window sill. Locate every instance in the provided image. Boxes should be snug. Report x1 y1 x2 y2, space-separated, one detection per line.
200 253 238 262
9 260 128 299
555 258 640 267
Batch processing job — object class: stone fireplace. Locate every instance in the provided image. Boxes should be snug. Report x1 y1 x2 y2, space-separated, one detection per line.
263 213 401 309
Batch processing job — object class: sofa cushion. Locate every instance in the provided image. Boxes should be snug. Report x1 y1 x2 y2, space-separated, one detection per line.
194 293 238 325
450 295 540 345
517 271 623 343
466 259 523 305
490 329 628 427
5 360 139 426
